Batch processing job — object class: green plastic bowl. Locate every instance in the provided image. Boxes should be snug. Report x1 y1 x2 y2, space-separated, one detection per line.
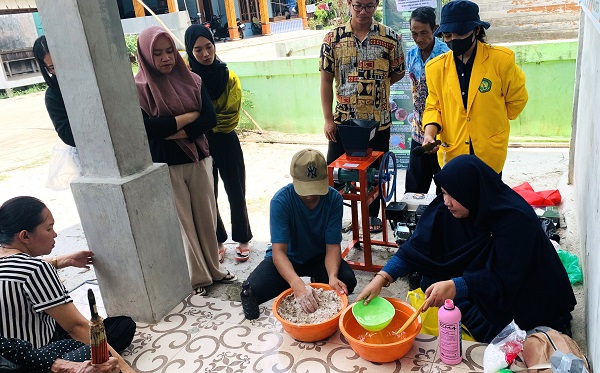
352 296 396 331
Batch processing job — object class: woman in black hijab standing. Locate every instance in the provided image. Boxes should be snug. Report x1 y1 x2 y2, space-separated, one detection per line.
185 25 253 263
357 155 576 343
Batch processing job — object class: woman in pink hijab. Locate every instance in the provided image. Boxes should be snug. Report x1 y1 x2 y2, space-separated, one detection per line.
134 26 236 296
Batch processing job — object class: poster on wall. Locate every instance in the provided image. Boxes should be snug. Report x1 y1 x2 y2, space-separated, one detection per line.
396 0 437 12
384 0 442 174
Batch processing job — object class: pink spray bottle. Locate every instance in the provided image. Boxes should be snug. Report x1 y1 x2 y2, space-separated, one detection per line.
438 299 462 365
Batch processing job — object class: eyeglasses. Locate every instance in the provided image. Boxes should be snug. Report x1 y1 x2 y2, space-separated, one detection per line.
351 3 377 12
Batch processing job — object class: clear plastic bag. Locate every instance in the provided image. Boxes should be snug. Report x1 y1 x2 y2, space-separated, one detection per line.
45 142 82 190
483 320 526 373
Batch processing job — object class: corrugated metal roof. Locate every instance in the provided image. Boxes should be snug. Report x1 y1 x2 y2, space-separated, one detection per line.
0 0 37 14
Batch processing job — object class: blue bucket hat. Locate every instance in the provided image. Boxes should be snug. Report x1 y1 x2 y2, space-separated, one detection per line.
434 1 490 37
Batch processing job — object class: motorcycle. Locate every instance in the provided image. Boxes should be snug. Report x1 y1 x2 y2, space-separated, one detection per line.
190 12 202 24
210 14 229 41
236 18 246 39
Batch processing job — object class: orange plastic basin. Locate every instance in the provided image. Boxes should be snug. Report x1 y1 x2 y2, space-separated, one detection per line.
339 297 422 363
272 283 348 342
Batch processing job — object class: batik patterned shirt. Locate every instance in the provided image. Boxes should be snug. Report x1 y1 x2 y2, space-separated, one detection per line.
406 38 449 143
320 20 405 131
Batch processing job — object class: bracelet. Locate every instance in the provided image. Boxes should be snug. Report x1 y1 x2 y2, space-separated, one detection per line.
375 272 391 287
52 256 58 269
424 123 441 131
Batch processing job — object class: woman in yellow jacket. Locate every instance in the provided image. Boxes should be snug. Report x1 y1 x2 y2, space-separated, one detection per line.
185 25 253 263
422 0 528 173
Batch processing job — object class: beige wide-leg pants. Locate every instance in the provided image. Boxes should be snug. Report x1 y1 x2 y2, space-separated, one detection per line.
169 158 226 288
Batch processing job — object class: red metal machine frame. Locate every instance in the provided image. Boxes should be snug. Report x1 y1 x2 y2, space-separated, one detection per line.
328 151 398 272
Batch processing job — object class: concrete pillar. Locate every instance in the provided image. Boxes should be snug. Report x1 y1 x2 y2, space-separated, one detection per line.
36 0 192 323
259 0 272 35
167 0 179 13
297 0 308 29
133 0 145 17
225 0 240 40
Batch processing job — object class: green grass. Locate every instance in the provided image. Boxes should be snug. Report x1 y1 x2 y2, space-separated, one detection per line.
0 83 48 99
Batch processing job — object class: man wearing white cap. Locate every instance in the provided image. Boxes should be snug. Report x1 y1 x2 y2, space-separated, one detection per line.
245 149 357 313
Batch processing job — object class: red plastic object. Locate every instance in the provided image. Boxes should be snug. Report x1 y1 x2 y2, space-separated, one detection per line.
512 182 562 206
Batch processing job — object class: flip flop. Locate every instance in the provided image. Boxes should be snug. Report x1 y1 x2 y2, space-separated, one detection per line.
217 270 237 284
194 287 207 296
369 216 383 234
235 245 250 263
218 245 226 264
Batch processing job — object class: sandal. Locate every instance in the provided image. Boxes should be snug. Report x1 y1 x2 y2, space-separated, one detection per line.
218 245 226 264
217 270 237 284
235 245 250 263
369 216 383 234
194 287 207 296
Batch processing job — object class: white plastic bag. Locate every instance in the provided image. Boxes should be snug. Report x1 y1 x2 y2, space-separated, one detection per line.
45 143 82 190
483 320 527 373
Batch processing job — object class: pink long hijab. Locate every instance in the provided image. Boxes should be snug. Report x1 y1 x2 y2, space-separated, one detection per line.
134 26 209 162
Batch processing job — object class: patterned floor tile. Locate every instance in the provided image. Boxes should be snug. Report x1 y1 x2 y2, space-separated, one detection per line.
121 326 189 372
295 340 433 373
406 333 439 361
432 339 487 372
69 282 104 308
158 318 310 372
118 292 487 373
73 302 107 320
70 282 107 319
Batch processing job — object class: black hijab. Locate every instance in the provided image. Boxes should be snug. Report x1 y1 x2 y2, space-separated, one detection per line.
396 155 575 330
184 25 229 100
33 35 60 92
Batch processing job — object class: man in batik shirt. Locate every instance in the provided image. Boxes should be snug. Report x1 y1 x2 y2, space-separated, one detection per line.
319 0 405 233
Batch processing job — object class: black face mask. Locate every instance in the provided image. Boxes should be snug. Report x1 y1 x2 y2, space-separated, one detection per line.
446 32 474 56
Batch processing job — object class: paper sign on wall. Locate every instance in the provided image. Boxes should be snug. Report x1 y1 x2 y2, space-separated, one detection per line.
396 0 436 12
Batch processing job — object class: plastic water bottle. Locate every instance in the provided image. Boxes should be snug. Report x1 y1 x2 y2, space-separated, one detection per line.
438 299 462 365
240 280 260 320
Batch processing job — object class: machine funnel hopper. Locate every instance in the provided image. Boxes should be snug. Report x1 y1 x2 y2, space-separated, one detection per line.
337 119 379 158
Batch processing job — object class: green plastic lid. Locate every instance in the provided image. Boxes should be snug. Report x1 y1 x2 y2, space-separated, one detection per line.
352 296 396 331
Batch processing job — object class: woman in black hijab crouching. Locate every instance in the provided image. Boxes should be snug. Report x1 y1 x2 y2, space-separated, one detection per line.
357 155 576 342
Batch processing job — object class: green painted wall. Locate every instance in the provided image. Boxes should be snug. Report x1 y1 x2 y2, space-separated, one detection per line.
229 40 577 141
229 57 323 133
508 40 577 141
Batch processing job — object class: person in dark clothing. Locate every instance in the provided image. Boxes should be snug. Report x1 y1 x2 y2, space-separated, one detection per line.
357 155 576 342
135 26 236 296
184 25 253 263
33 35 75 147
404 7 449 194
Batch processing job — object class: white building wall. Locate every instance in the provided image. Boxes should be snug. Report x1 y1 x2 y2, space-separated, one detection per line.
572 8 600 371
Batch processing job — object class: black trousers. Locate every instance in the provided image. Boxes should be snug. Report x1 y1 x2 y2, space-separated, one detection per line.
51 315 136 360
404 139 441 194
206 131 253 244
246 254 357 305
327 127 391 218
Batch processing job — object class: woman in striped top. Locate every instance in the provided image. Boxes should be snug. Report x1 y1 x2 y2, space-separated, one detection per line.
0 196 135 372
